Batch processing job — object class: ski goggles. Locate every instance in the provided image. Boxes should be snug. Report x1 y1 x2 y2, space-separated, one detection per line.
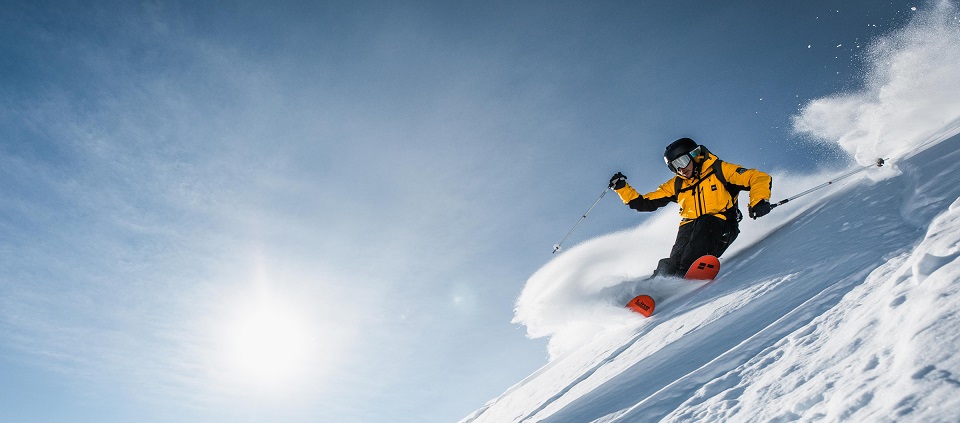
665 146 700 173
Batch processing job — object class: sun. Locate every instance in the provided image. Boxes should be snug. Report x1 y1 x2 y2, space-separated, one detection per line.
220 293 315 392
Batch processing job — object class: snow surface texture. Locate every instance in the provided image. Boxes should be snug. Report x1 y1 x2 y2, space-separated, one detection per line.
465 3 960 422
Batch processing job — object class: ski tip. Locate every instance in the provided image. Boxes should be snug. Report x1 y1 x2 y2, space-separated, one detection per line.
626 294 656 317
684 255 720 280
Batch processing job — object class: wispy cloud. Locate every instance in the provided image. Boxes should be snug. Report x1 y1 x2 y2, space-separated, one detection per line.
0 1 565 415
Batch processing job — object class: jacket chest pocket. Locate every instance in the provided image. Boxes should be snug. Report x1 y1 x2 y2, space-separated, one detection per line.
701 181 731 212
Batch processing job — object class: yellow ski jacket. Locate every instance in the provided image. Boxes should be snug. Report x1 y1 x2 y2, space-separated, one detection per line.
615 151 772 225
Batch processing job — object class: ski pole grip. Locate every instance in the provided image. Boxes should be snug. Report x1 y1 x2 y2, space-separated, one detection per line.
770 198 789 209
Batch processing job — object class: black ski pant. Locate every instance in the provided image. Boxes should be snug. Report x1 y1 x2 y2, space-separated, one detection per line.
654 215 739 277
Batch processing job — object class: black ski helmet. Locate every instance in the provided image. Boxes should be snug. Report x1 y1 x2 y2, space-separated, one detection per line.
664 137 699 172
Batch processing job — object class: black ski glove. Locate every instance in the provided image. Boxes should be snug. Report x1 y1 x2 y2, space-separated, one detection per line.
609 172 627 189
749 199 772 219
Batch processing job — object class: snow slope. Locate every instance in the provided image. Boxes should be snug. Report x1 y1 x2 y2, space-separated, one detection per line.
464 4 960 422
462 133 960 423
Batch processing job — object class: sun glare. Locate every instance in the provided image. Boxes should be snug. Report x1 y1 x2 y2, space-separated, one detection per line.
221 294 315 393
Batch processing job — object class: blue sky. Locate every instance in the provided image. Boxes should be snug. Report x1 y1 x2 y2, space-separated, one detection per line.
0 1 930 422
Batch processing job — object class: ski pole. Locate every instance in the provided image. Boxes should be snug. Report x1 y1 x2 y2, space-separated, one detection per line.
553 187 609 254
770 158 886 209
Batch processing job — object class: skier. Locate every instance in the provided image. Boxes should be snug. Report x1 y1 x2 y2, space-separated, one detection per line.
609 138 772 277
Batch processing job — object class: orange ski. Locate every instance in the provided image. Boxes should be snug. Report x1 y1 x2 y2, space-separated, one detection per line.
625 255 720 316
684 255 720 280
626 294 656 317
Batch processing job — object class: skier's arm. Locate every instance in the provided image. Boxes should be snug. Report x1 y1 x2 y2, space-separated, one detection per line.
615 180 676 212
722 162 772 208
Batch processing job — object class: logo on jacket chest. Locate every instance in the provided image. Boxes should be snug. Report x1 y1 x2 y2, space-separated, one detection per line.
711 184 718 191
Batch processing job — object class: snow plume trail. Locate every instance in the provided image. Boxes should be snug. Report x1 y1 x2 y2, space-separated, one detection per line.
793 0 960 164
513 211 678 359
